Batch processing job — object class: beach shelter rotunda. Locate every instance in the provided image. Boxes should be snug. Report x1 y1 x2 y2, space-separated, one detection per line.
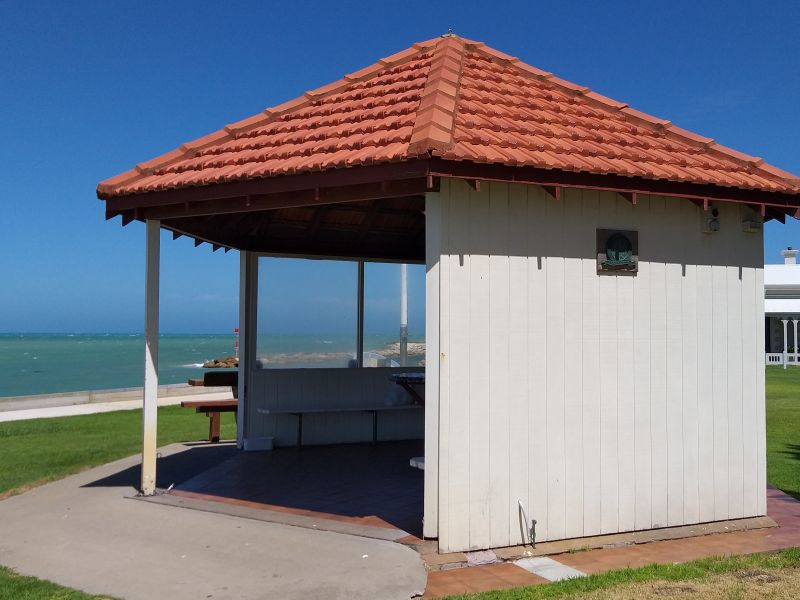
98 34 800 553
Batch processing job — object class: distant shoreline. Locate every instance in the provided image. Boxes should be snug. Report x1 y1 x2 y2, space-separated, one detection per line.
0 382 226 408
0 333 425 398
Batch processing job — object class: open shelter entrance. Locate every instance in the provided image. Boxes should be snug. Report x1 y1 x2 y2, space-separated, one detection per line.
104 163 440 539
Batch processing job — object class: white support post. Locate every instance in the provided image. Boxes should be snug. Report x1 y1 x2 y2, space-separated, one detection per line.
141 219 160 495
793 319 799 365
357 260 364 368
423 192 441 539
238 251 257 449
400 263 408 367
782 319 789 370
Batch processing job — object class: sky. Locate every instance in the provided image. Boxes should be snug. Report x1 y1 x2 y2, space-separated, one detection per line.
1 0 798 334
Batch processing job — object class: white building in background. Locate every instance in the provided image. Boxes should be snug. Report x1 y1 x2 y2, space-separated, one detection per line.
765 247 800 367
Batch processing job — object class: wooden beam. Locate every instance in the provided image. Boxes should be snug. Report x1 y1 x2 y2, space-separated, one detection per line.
121 213 136 227
428 158 800 210
765 207 786 223
161 224 233 251
247 239 425 262
542 185 561 201
128 178 429 221
618 191 637 205
267 219 422 236
357 201 382 242
307 205 330 241
466 179 481 192
101 160 432 209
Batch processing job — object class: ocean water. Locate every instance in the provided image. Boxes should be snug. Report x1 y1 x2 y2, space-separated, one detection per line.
0 333 423 398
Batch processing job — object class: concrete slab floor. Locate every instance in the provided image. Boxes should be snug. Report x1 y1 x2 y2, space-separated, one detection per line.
0 443 426 600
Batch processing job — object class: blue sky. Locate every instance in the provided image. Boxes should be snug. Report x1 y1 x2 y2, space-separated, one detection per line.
1 0 798 333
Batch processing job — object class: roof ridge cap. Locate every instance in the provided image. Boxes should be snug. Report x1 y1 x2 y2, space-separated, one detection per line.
408 36 467 155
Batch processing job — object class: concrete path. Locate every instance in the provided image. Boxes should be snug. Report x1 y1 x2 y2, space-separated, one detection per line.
0 444 427 600
0 391 232 423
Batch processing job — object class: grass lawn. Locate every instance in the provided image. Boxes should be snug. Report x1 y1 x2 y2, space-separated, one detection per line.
0 405 236 498
442 548 800 599
0 566 115 600
765 366 800 500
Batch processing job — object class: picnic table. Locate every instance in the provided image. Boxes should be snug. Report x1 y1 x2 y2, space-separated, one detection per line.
390 372 425 405
185 370 239 442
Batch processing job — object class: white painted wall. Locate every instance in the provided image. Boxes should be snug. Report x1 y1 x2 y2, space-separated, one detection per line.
246 367 424 446
428 178 766 552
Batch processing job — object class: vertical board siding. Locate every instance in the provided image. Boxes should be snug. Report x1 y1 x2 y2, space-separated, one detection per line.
527 185 550 544
681 200 700 526
665 201 684 527
545 194 567 541
445 178 472 552
488 182 512 547
581 189 602 537
649 196 669 529
598 193 620 534
632 195 653 531
424 191 442 539
468 184 492 549
563 188 585 539
508 183 530 546
712 263 730 520
615 196 636 533
755 266 767 516
434 180 764 552
437 180 452 549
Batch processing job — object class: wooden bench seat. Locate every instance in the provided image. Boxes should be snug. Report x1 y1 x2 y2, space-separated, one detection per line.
181 399 237 443
256 405 422 447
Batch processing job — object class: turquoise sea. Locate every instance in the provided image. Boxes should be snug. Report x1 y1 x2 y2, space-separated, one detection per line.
0 333 422 398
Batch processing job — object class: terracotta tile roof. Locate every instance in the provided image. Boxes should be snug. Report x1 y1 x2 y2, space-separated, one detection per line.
98 35 800 198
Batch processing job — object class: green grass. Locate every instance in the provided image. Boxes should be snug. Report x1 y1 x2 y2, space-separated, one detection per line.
0 566 115 599
442 548 800 599
765 366 800 500
0 405 235 498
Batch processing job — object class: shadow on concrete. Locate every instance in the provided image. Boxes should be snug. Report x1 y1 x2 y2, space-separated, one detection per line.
176 440 424 536
82 443 238 490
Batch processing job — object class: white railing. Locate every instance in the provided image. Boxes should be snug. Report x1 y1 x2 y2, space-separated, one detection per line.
766 353 800 365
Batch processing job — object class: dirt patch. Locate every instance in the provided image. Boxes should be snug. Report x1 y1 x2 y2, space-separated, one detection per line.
733 569 781 584
561 567 800 599
651 584 697 596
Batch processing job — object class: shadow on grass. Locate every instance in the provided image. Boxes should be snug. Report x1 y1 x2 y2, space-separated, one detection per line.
776 443 800 500
81 443 238 490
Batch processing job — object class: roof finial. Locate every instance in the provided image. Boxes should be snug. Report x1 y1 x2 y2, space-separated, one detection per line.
442 29 456 38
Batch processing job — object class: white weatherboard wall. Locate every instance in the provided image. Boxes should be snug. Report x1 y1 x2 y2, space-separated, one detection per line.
428 178 766 553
